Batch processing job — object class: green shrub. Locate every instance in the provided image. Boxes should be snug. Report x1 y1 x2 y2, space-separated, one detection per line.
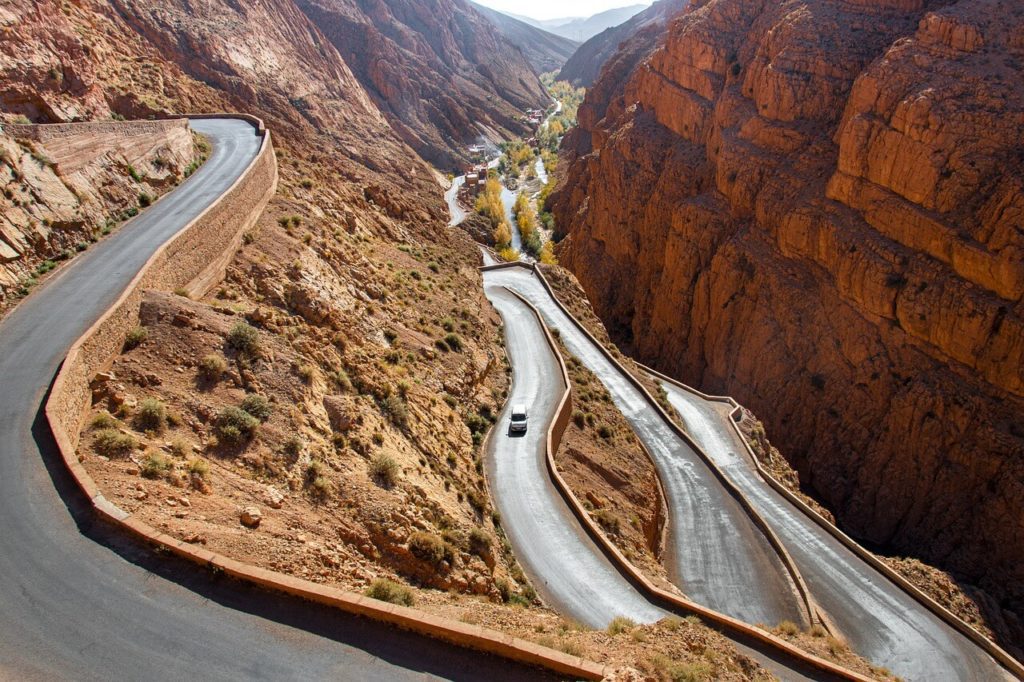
296 363 316 384
124 326 148 350
365 579 415 606
138 192 152 208
310 475 331 500
226 322 261 357
443 333 463 352
141 451 171 479
188 458 209 479
594 509 621 535
240 394 272 421
369 453 400 487
199 353 228 381
284 435 305 457
169 438 191 457
332 368 353 391
216 406 259 444
408 531 452 566
93 429 136 458
127 165 142 182
134 398 167 433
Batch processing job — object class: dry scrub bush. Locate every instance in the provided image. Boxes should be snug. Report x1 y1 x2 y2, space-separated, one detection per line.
199 354 228 381
93 429 136 458
134 398 167 433
365 579 415 606
124 325 148 350
408 531 453 566
607 616 635 635
370 453 400 487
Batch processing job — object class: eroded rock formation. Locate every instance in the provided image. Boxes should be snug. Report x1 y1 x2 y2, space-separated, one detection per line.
552 0 1024 647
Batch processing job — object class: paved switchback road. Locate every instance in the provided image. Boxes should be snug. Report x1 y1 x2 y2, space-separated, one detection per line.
662 385 1012 682
483 267 807 629
484 285 833 682
485 286 665 628
0 119 556 682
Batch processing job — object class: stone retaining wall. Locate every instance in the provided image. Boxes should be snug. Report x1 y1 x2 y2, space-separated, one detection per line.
4 119 187 143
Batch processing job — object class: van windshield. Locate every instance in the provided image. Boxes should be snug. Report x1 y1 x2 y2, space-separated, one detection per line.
511 412 526 421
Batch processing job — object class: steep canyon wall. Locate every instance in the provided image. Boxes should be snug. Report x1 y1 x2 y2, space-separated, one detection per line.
551 0 1024 643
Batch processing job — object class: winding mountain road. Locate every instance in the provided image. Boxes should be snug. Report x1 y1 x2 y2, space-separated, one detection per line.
662 384 1011 682
484 283 832 682
483 267 806 629
0 119 554 682
485 286 665 628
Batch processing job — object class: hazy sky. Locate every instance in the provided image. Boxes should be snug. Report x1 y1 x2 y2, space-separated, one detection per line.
474 0 652 22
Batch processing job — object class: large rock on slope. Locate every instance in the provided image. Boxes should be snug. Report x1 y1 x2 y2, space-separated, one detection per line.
551 0 1024 647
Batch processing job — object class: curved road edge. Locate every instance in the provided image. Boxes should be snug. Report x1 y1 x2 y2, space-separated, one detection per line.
643 364 1024 681
39 116 606 682
494 282 872 682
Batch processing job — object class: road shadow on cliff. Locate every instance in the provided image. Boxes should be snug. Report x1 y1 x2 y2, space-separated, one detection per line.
31 381 558 682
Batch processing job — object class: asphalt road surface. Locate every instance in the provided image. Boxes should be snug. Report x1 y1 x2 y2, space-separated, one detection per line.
483 267 807 629
484 286 665 628
0 119 557 682
483 285 836 682
663 384 1012 682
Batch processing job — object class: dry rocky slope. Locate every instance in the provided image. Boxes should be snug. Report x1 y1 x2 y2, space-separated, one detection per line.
558 0 688 88
551 0 1024 654
471 3 579 75
295 0 550 168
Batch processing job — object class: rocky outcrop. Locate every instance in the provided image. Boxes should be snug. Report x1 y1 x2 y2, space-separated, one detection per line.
552 0 1024 647
0 120 197 296
295 0 550 168
470 3 579 75
557 0 688 88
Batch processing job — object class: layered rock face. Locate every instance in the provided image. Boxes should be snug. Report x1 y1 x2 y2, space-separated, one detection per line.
295 0 549 168
552 0 1024 644
0 121 197 295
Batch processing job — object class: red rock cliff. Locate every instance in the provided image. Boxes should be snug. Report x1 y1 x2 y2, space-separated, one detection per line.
552 0 1024 643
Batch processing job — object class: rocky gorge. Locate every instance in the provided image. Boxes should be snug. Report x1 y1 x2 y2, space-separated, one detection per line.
551 0 1024 651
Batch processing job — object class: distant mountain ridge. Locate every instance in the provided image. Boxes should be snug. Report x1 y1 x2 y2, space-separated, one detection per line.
471 3 579 73
295 0 549 168
558 0 687 87
506 5 647 42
